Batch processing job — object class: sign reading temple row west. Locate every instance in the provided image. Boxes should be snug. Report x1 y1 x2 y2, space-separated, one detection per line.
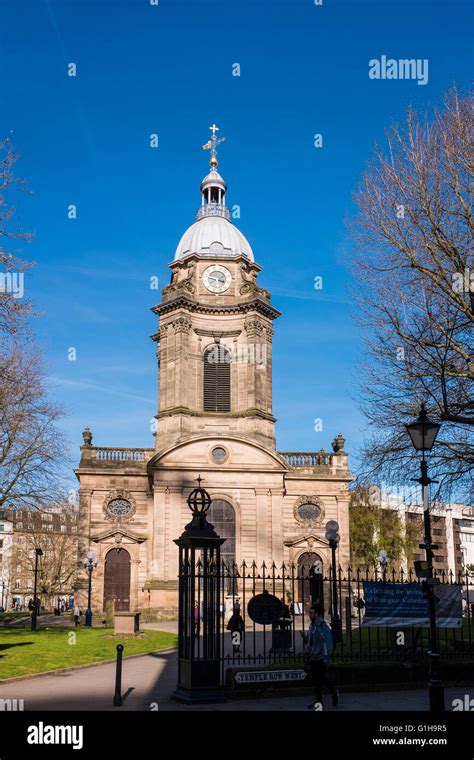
362 581 463 627
235 669 307 684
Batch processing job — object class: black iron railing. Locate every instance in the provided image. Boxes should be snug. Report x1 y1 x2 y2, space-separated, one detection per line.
181 560 473 683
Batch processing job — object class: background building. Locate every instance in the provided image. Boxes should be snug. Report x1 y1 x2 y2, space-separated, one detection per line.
380 492 474 576
0 510 13 611
6 506 79 610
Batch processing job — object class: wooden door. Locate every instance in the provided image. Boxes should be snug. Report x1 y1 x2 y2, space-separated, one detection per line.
103 548 131 611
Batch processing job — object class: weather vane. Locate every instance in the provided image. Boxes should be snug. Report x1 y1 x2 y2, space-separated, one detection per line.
202 123 225 169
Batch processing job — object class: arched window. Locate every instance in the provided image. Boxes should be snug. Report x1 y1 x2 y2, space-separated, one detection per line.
208 499 236 594
203 345 231 412
207 499 236 565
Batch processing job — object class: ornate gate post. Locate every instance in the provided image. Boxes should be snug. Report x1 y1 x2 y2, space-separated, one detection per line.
171 477 226 704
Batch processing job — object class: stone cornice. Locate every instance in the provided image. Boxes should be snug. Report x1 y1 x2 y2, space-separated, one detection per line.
194 328 242 337
156 407 276 422
168 253 263 273
151 295 281 321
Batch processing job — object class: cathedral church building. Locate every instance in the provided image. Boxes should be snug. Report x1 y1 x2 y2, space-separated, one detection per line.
76 128 353 617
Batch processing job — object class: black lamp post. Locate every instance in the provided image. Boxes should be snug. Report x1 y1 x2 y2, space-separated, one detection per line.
31 547 43 631
83 551 98 627
405 403 444 712
325 519 341 644
1 579 6 610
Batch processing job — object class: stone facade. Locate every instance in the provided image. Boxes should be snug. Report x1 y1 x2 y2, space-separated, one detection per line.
75 139 354 617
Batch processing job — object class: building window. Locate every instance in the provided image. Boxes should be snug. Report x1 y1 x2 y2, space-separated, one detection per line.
15 580 20 589
106 498 132 518
203 345 231 412
297 503 322 522
27 580 32 589
207 499 236 568
211 446 228 464
60 525 67 533
0 539 3 548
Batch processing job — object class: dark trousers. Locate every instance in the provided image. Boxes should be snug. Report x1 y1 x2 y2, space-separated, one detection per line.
310 659 335 702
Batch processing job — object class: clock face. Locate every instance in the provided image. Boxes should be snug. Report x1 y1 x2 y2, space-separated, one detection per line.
203 265 232 294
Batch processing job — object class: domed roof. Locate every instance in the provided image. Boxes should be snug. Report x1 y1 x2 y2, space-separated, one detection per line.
174 215 254 262
174 124 254 263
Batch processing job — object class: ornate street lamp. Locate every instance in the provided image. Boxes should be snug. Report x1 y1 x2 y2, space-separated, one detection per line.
378 549 388 582
325 520 341 644
83 550 98 627
405 403 444 712
31 547 43 631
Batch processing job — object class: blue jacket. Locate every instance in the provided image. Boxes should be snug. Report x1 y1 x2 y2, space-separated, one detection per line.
304 619 334 662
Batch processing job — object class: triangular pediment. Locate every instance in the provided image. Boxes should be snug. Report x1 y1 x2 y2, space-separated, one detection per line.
91 527 147 544
283 533 329 549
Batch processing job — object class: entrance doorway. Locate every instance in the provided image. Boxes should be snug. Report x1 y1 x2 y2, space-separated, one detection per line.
103 548 131 612
297 552 324 616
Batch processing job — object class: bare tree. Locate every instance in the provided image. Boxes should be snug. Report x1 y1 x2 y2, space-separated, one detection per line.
0 136 70 510
350 87 473 500
0 136 34 335
0 345 70 510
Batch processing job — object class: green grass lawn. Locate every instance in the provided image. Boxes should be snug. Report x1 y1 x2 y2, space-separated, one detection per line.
0 626 177 680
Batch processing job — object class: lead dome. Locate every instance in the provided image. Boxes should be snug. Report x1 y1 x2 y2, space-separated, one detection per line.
173 129 254 262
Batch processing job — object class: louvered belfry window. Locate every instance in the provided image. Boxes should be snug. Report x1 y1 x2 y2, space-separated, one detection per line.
203 344 231 412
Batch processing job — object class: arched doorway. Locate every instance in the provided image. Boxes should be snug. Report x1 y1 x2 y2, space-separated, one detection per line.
207 499 236 594
297 552 324 616
103 548 131 612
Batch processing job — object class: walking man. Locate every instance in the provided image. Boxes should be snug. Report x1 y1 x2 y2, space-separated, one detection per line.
302 603 339 709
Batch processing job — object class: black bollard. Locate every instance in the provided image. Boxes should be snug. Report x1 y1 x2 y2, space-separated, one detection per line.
113 644 124 706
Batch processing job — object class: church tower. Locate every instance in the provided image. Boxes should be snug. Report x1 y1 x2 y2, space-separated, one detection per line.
151 125 280 451
75 127 352 618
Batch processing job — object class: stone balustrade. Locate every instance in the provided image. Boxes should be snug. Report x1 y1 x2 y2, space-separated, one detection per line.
280 451 347 470
80 446 155 466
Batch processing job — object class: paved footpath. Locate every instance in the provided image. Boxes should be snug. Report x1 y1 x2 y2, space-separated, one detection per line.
0 647 472 712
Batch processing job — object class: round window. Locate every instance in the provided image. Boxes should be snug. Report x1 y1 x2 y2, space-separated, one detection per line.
107 498 132 517
297 503 321 522
211 447 227 464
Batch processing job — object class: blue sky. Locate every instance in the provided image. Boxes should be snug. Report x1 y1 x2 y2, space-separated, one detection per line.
1 0 472 488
